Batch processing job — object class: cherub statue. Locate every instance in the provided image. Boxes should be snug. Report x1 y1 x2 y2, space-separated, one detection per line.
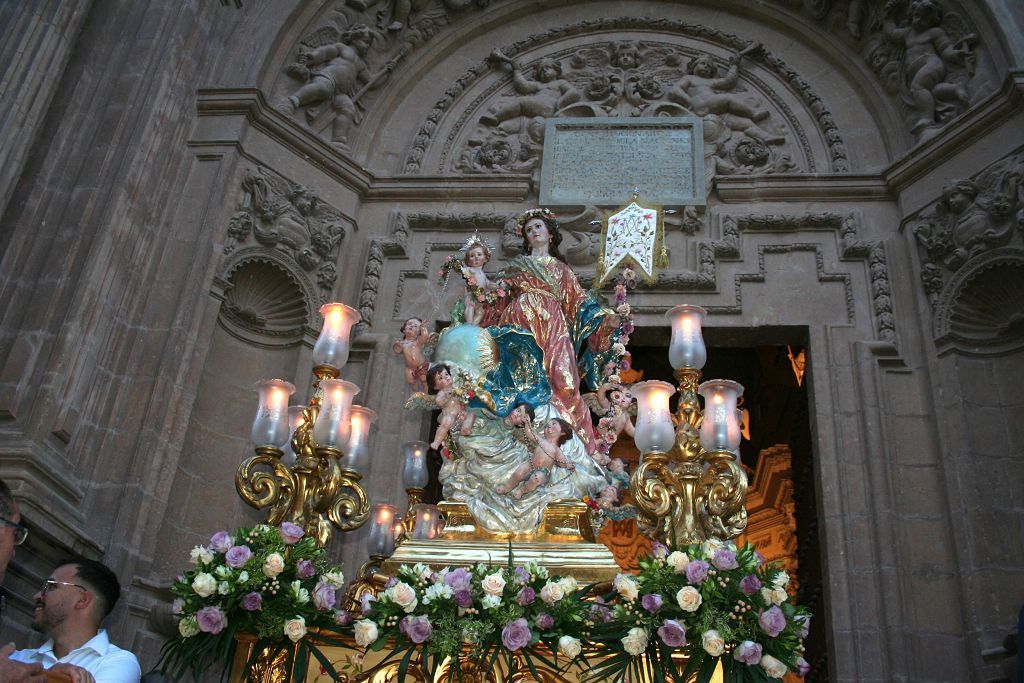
479 52 581 127
459 234 496 325
417 364 475 450
585 383 635 440
392 317 437 394
503 402 535 430
497 417 575 499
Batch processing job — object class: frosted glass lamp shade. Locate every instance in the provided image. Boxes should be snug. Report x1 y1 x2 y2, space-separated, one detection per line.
341 405 377 472
367 503 399 557
632 380 677 455
401 441 430 488
312 379 359 448
251 380 296 448
667 305 707 370
280 405 307 466
312 303 360 370
410 504 443 540
698 379 744 454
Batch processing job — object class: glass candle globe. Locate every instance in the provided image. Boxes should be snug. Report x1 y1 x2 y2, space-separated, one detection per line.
280 405 307 466
401 441 430 489
410 504 443 540
366 503 399 557
312 303 360 371
698 379 744 454
341 405 376 472
251 379 296 448
312 379 359 448
632 380 677 455
667 304 707 370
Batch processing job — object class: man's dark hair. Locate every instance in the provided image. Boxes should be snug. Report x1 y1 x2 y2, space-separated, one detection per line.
60 558 121 619
0 479 15 519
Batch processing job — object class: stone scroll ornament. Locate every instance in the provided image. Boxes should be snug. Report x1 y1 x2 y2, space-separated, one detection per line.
595 192 669 287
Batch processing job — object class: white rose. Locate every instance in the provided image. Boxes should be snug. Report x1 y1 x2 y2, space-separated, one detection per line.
761 586 787 606
353 619 379 647
667 551 690 573
760 654 788 679
557 576 578 594
772 571 790 589
190 546 214 566
290 579 310 604
481 572 506 596
701 538 725 557
283 616 307 643
614 574 639 601
323 570 345 588
386 582 418 613
263 552 285 578
218 581 230 595
192 573 217 597
178 617 199 637
481 594 502 610
539 582 564 604
621 627 649 656
558 635 582 659
676 586 703 612
701 630 725 657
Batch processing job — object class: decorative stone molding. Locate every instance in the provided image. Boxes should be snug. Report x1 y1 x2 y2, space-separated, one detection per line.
406 17 850 177
214 166 353 344
766 0 995 143
908 150 1024 354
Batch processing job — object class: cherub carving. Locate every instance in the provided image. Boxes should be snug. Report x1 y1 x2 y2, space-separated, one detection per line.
281 24 394 147
392 317 438 394
585 383 635 440
881 0 975 136
497 417 575 499
479 52 581 128
405 363 476 450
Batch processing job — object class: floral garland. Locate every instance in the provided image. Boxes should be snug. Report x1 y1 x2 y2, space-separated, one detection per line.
589 540 812 682
159 523 351 682
353 556 593 681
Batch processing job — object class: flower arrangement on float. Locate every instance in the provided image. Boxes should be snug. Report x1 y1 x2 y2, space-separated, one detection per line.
158 523 351 682
587 539 812 683
353 554 595 681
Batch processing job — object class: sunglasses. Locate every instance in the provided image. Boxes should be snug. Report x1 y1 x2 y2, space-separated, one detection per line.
0 517 27 545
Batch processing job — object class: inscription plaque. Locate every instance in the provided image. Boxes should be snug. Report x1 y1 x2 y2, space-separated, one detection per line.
539 118 705 206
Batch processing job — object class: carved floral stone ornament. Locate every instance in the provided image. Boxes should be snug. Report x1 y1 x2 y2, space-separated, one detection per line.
910 151 1024 353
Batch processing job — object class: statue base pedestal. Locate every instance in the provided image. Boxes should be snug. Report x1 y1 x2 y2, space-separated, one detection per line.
381 500 621 583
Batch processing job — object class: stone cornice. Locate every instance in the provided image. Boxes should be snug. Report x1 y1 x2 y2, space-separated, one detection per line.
883 70 1024 194
194 88 530 200
716 174 892 202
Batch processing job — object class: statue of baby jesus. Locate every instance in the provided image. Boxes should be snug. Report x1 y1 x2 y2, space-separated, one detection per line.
426 363 475 450
461 241 493 326
497 417 575 499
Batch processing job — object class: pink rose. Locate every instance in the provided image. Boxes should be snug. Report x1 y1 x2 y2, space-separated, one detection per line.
313 578 337 611
196 606 226 634
279 522 304 544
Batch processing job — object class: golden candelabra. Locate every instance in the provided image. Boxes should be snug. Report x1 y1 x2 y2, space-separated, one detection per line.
235 304 372 547
629 305 749 546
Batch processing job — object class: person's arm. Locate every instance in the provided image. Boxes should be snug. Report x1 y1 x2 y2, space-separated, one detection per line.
0 645 46 682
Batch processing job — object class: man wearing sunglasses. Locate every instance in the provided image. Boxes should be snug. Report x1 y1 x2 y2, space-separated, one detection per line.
8 558 140 683
0 478 46 682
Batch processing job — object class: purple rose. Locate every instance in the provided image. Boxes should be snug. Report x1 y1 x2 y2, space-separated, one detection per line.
279 522 304 544
384 576 399 589
758 605 787 637
651 542 669 559
313 578 336 611
225 545 252 569
733 640 762 665
795 614 811 639
657 619 687 648
241 592 263 611
739 574 762 596
296 559 315 579
754 551 766 566
535 613 554 630
686 560 710 584
209 531 233 553
796 657 811 676
517 587 536 606
712 549 738 570
400 615 433 644
360 592 376 615
334 610 353 626
196 606 226 634
454 589 473 608
514 567 530 585
641 593 663 614
501 618 532 651
444 567 472 592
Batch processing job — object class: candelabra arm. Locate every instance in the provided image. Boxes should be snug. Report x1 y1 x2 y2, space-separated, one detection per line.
696 450 749 540
235 447 296 524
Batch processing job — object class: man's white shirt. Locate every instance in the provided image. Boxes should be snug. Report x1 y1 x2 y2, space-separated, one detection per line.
10 629 141 683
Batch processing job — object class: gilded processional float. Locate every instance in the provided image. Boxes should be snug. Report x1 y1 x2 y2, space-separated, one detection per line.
159 196 812 682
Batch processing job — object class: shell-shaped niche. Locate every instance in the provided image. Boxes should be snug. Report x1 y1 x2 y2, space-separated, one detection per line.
219 259 309 347
936 253 1024 354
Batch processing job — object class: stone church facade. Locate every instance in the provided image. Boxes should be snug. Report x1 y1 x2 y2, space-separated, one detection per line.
1 1 1021 680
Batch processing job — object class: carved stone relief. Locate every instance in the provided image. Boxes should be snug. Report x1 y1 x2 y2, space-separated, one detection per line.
768 0 994 143
272 1 494 149
908 150 1024 352
406 18 851 180
216 167 353 343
